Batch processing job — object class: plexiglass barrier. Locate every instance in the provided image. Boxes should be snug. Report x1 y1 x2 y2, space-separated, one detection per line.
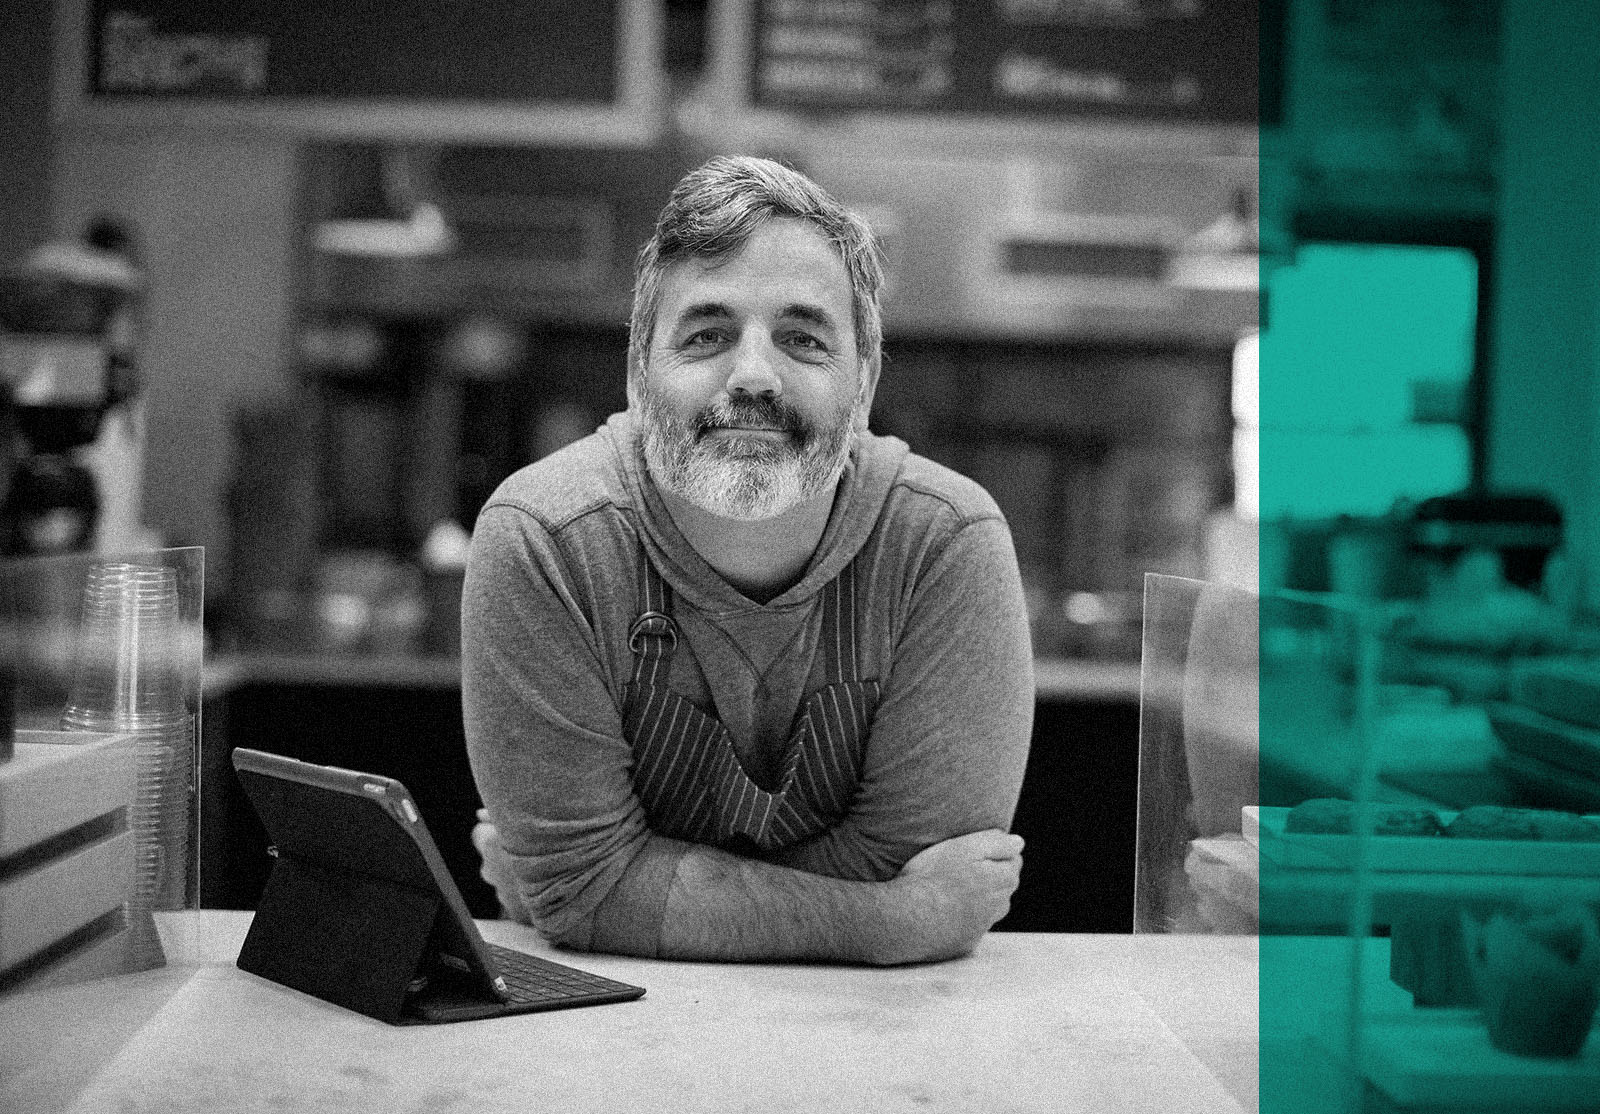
0 547 204 994
1134 573 1259 934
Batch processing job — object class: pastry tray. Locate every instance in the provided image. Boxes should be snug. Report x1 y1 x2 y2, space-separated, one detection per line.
1345 1009 1600 1112
1244 806 1600 877
1493 750 1600 813
1489 701 1600 780
1510 658 1600 730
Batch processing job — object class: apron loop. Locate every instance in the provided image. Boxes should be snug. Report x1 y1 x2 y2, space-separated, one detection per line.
628 610 678 654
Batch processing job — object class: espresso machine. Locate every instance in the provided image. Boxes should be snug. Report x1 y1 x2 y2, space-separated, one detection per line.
0 216 145 559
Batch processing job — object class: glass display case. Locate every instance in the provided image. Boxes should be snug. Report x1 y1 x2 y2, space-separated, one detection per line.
1136 572 1600 1112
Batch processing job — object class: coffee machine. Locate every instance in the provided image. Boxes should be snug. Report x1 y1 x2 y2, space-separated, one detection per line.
0 217 144 559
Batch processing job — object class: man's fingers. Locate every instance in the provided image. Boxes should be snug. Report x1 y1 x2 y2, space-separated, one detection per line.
961 830 1024 861
472 821 501 860
901 829 1025 876
983 834 1025 860
471 818 527 922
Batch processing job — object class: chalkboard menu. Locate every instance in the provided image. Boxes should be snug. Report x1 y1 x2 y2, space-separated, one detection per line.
749 0 1258 124
88 1 615 101
69 0 662 143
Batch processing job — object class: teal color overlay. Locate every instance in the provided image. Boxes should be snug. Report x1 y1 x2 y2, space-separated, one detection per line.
1258 243 1475 519
1259 3 1600 1112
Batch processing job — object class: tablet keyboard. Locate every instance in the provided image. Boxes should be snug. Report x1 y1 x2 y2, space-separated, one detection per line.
488 943 645 1005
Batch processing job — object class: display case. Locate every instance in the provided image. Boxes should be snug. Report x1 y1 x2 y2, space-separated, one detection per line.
1136 572 1600 1111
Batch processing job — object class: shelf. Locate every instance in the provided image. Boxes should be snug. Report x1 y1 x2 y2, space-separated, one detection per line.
206 651 1139 702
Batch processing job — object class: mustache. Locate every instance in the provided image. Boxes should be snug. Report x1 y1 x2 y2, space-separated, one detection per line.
695 397 809 437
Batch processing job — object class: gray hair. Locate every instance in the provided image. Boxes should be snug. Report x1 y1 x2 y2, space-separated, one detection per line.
628 156 886 382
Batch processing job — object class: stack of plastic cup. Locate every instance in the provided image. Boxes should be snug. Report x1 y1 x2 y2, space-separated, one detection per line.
62 563 187 733
61 562 195 964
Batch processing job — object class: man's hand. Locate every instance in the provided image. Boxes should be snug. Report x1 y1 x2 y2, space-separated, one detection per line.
881 829 1024 964
472 810 530 924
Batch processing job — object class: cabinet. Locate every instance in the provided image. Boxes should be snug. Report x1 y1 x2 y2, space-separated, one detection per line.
200 658 1143 931
997 696 1142 934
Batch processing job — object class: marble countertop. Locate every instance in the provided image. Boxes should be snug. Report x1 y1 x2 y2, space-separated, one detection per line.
2 911 1256 1114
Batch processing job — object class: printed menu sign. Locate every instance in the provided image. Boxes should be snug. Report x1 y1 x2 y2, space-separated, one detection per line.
751 0 1258 123
88 0 618 103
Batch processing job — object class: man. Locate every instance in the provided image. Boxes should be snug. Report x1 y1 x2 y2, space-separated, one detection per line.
466 155 1033 965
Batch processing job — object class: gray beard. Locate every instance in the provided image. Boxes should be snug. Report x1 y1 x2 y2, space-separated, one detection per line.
638 389 860 521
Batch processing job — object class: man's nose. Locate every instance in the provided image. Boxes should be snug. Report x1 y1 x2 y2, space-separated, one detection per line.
723 336 783 398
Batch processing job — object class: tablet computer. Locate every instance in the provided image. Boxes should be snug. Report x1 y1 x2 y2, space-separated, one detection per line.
231 747 645 1024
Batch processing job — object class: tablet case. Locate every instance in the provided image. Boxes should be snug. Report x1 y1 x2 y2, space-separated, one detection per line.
233 760 451 1024
231 747 645 1025
238 851 441 1023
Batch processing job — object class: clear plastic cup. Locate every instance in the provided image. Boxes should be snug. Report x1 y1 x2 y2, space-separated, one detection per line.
60 561 195 939
61 562 188 732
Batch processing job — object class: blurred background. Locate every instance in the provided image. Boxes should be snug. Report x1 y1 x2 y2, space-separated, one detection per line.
2 0 1594 934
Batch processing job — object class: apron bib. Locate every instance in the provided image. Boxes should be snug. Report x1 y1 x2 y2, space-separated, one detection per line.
622 555 881 853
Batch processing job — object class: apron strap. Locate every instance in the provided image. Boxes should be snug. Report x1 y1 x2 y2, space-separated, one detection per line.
819 559 863 684
629 550 865 687
628 557 677 690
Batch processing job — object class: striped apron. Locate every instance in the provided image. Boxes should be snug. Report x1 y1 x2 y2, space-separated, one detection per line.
622 555 881 854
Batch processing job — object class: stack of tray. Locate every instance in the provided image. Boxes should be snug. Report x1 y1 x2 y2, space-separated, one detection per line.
1490 659 1600 811
0 731 144 995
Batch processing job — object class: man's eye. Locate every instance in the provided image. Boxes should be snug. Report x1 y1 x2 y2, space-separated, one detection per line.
783 333 826 353
683 329 728 348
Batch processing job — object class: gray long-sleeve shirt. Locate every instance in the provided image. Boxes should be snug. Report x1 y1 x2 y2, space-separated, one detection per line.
462 411 1034 954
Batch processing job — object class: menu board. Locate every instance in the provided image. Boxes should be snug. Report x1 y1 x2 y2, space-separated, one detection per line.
87 0 618 102
750 0 1258 124
66 0 661 143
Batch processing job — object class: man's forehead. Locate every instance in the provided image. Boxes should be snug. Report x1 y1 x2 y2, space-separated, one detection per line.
659 220 851 301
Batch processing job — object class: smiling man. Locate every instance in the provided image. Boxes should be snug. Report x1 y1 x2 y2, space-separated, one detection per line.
464 156 1034 964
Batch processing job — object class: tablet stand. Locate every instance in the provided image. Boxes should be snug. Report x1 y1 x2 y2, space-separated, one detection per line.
237 852 439 1024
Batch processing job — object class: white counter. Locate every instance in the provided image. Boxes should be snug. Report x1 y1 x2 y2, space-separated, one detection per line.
1 912 1255 1114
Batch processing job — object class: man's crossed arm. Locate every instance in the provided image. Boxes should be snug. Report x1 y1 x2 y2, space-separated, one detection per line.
474 815 1023 964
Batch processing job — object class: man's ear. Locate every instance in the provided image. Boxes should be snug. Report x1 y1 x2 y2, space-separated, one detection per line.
855 351 882 432
626 352 645 412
